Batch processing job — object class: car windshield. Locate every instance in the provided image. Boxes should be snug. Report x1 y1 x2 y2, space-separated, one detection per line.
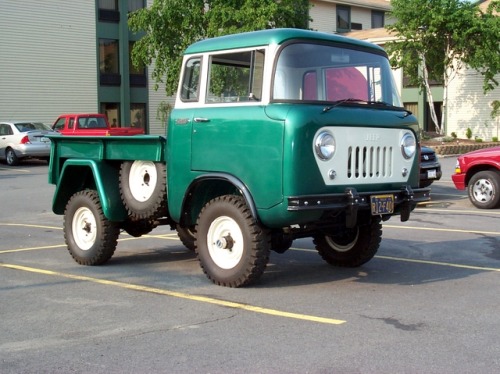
272 42 402 107
15 122 51 132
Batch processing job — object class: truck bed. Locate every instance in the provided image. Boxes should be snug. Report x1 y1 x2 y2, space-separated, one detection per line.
47 134 166 184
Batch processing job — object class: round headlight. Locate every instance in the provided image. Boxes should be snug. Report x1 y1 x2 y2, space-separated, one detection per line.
315 131 335 161
401 132 416 159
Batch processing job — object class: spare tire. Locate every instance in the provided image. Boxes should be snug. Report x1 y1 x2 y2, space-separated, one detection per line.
119 161 167 220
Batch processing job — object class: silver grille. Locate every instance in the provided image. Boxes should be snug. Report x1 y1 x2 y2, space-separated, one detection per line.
347 146 393 179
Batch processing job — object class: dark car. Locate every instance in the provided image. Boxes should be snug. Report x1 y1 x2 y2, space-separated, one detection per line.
420 146 442 188
452 146 500 209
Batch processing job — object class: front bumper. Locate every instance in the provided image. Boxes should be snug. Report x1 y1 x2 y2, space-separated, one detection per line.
288 185 431 227
451 173 466 190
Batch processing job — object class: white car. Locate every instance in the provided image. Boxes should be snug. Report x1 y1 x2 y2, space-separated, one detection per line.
0 121 56 165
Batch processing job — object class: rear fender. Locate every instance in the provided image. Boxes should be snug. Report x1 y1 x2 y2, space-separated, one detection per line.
52 159 127 221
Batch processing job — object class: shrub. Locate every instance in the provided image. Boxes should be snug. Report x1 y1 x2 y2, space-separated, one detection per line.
451 132 457 139
493 137 498 142
475 138 483 143
466 128 473 139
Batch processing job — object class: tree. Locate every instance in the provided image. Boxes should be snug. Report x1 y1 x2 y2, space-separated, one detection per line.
386 0 500 135
128 0 310 99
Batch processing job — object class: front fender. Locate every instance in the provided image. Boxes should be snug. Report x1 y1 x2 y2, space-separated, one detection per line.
52 159 127 221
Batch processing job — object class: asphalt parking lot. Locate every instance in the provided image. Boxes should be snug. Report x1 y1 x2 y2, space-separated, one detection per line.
1 157 499 373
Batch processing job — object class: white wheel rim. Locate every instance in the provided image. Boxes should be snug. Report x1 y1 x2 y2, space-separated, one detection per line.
128 161 157 202
207 216 244 269
472 179 494 203
325 229 359 252
72 207 97 250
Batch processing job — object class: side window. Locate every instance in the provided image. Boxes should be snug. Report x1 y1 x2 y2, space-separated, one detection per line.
207 49 265 103
0 124 9 135
180 57 202 102
78 118 87 129
68 118 75 129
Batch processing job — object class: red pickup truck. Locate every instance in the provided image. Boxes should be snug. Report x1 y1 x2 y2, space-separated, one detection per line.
52 114 144 136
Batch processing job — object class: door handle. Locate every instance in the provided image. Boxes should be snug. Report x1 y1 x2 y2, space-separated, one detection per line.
194 117 210 123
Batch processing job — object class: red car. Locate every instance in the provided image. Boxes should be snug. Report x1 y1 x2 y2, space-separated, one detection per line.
52 114 144 136
452 146 500 209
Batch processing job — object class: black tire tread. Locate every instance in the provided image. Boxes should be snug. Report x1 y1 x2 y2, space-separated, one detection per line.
119 161 167 220
314 218 382 267
195 195 270 287
64 190 119 265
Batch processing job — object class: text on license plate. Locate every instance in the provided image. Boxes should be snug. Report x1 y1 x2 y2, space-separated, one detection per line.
427 169 437 179
370 194 394 215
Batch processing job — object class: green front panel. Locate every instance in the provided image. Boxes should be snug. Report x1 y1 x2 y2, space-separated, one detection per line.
280 105 421 197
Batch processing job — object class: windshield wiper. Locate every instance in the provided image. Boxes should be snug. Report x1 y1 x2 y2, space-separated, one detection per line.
322 98 412 117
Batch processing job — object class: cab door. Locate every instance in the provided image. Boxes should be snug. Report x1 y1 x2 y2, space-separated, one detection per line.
190 49 284 209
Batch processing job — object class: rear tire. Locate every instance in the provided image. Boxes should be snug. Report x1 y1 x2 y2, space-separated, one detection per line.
195 195 270 287
6 148 19 166
119 161 167 220
176 224 196 251
313 217 382 267
468 170 500 209
121 217 157 237
64 190 119 265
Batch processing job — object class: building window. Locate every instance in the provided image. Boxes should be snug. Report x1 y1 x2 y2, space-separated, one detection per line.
98 0 120 22
101 103 120 127
99 39 121 86
129 41 147 86
372 11 385 28
130 103 147 131
128 0 145 13
337 5 351 32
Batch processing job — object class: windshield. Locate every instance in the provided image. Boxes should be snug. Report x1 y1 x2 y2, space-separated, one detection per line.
273 42 402 107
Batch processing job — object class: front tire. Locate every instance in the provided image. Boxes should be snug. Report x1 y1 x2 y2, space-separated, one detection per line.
468 171 500 209
195 195 270 287
64 190 120 265
314 217 382 267
119 161 167 220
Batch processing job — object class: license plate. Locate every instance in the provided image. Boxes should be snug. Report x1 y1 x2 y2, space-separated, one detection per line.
370 194 394 215
427 169 437 179
40 137 49 142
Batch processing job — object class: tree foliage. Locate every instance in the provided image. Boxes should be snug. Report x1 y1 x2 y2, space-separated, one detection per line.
386 0 500 133
128 0 310 97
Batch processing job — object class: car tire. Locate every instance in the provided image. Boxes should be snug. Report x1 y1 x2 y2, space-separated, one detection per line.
6 148 19 166
313 217 382 267
176 224 196 251
121 217 157 237
64 190 120 265
468 170 500 209
195 195 270 287
119 161 167 220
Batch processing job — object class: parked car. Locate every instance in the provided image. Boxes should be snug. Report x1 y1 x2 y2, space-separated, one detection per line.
452 146 500 209
420 146 442 188
0 121 56 165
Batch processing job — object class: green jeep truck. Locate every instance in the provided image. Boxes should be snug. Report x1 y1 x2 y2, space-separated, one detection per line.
48 29 430 287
